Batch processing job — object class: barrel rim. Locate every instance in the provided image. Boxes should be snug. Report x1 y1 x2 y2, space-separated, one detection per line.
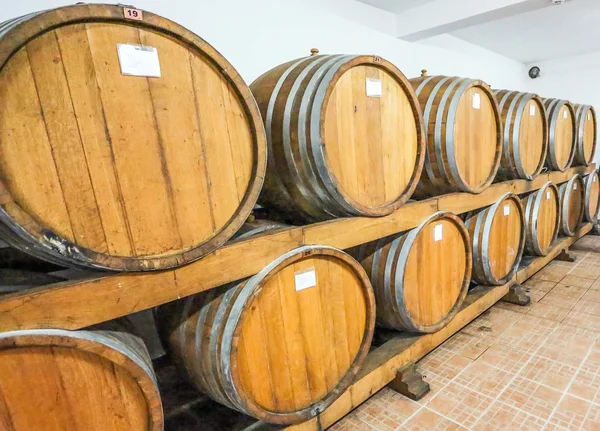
559 174 585 236
0 3 267 271
573 104 597 165
584 171 600 222
544 98 577 172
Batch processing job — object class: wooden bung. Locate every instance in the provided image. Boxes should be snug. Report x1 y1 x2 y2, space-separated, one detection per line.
583 171 600 222
352 211 471 333
558 174 585 236
465 193 525 285
409 75 502 196
0 4 266 271
158 245 376 424
493 90 548 180
521 182 560 256
0 329 163 431
573 104 597 166
543 98 576 171
250 52 425 222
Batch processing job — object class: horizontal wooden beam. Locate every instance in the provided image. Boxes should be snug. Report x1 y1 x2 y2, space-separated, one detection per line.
0 165 594 332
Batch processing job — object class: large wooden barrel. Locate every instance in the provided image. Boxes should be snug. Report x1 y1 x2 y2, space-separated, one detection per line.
493 90 548 180
558 174 585 236
0 329 162 430
573 104 597 165
583 171 600 222
250 52 425 222
232 219 288 241
544 98 576 171
465 193 525 285
158 246 375 424
352 212 471 333
522 182 560 256
409 73 502 196
0 4 266 271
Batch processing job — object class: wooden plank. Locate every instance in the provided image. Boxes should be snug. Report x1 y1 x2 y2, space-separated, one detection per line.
0 166 594 331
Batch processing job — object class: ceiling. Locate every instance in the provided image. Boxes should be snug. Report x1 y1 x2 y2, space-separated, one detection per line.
356 0 437 14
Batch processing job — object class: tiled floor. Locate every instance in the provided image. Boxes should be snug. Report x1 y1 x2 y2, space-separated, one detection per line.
330 235 600 431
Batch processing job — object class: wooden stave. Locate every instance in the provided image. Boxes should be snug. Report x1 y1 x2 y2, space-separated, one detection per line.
251 54 425 222
465 193 525 285
493 90 548 180
0 4 267 272
583 171 600 222
409 75 503 197
352 211 472 333
558 174 585 236
521 182 560 256
0 328 163 430
159 245 376 424
543 98 576 171
573 104 598 166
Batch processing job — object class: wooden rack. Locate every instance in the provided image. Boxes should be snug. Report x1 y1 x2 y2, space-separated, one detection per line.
0 164 594 333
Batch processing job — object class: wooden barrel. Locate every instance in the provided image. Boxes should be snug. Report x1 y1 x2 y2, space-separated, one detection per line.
465 193 525 285
232 219 288 241
409 73 502 196
0 4 266 271
583 171 600 222
158 246 375 424
522 182 560 256
250 52 425 222
0 329 162 430
558 174 585 236
573 104 597 165
493 90 548 180
352 212 471 333
544 98 576 171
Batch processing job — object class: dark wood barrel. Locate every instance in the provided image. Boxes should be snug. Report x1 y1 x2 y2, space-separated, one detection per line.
558 174 585 236
465 193 525 285
352 212 471 333
573 104 597 165
583 171 600 222
0 4 266 271
521 182 560 256
544 98 576 171
409 73 502 197
0 329 163 430
232 220 288 241
493 90 548 180
250 52 425 222
158 246 375 424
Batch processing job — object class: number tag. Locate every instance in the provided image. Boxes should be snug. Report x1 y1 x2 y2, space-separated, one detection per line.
563 110 568 119
366 78 382 97
503 204 510 216
574 183 578 190
124 7 143 21
546 190 551 200
472 93 481 110
295 268 316 291
594 176 597 183
589 112 592 121
434 224 443 242
530 105 535 116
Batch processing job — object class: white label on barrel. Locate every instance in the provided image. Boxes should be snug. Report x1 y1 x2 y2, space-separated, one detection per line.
594 176 597 182
564 110 568 119
530 105 536 116
547 190 551 200
117 44 161 78
504 204 510 216
434 224 443 242
366 78 382 97
472 93 481 110
589 113 592 120
295 268 316 291
574 183 578 190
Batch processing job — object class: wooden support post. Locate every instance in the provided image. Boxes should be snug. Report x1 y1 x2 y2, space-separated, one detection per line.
555 249 576 262
387 364 430 401
502 284 530 306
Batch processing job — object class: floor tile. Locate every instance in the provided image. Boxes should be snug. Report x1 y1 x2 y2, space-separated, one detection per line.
546 395 591 430
497 376 562 420
532 265 569 283
440 332 491 360
518 355 578 392
417 347 472 381
559 275 595 289
538 324 597 367
416 371 450 406
454 361 513 398
471 400 546 431
564 310 600 333
523 279 558 292
497 314 557 351
349 388 422 431
567 263 600 280
573 299 600 317
476 343 535 374
539 292 580 310
399 408 468 431
568 355 600 403
582 403 600 431
426 383 494 428
549 283 588 298
582 289 600 303
527 302 570 322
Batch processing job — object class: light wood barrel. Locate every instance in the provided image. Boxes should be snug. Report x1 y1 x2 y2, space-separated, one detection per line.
0 329 162 430
583 171 600 222
409 74 502 196
573 104 597 165
0 4 266 271
493 90 548 180
558 174 585 236
250 53 425 222
544 98 576 171
521 182 560 256
465 193 525 285
352 212 471 333
158 246 375 424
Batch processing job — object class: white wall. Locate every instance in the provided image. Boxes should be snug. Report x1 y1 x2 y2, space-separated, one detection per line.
3 0 529 89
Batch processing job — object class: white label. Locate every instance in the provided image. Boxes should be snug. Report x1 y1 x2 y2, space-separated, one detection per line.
574 183 578 190
563 110 568 119
295 268 316 291
589 113 592 121
503 204 510 216
472 93 481 110
117 44 161 78
434 224 443 242
366 78 382 97
594 176 597 182
546 190 551 200
530 104 536 116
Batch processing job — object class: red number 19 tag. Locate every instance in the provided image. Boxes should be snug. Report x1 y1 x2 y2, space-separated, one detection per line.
123 7 143 21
